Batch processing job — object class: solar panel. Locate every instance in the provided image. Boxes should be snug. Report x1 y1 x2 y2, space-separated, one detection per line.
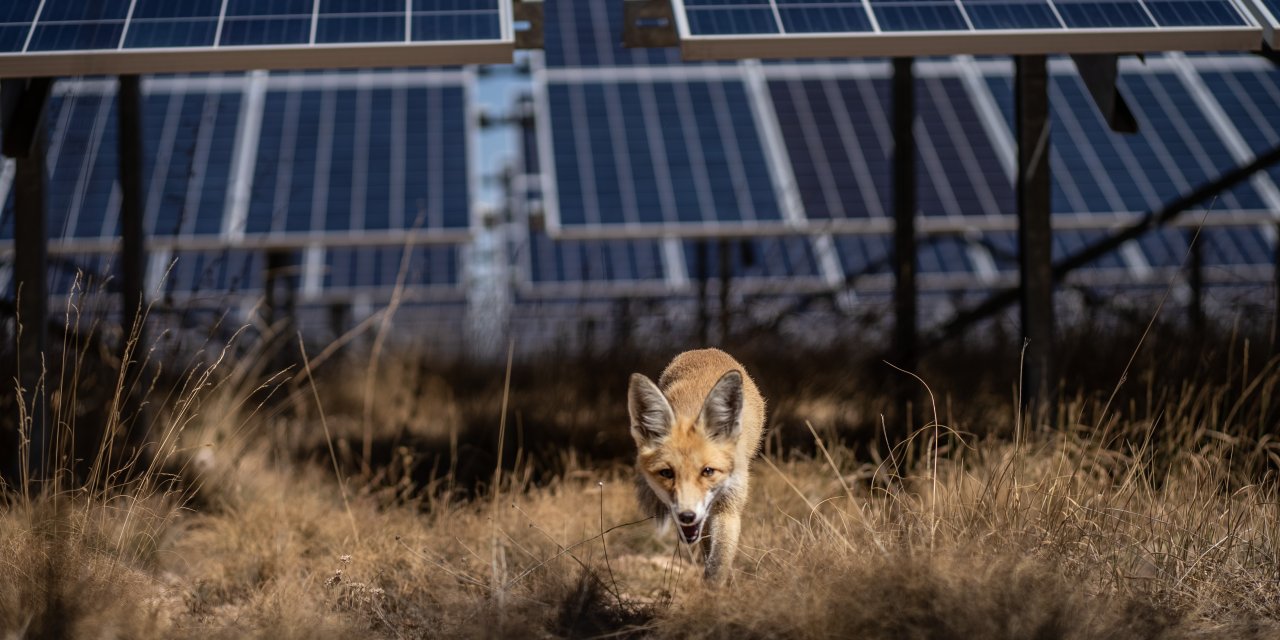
537 71 787 236
769 72 1013 225
0 69 473 302
515 90 841 298
667 0 1262 59
1197 64 1280 187
982 59 1270 218
521 230 671 296
532 51 1278 294
0 0 513 77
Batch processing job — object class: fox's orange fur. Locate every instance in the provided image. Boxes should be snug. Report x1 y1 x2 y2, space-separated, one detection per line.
628 348 766 584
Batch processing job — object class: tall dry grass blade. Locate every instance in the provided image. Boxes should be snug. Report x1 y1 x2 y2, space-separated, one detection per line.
360 209 422 475
883 360 941 550
491 338 516 612
298 334 360 544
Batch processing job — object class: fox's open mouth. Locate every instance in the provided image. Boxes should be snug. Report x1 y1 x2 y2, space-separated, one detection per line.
678 522 702 544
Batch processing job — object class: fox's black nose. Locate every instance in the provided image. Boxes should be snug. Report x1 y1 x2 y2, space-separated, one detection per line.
677 511 696 525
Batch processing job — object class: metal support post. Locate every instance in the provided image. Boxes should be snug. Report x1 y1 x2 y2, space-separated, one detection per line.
697 240 710 345
117 75 148 448
1274 223 1279 355
118 76 146 337
718 238 731 344
892 57 918 377
12 109 49 482
1188 230 1205 338
1015 55 1054 412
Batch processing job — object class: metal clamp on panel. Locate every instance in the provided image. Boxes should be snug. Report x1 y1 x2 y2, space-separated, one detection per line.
623 0 679 49
514 0 544 49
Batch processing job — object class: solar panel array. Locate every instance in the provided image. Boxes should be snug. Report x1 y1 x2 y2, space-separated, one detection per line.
528 0 1279 301
0 69 474 307
668 0 1263 58
0 0 514 77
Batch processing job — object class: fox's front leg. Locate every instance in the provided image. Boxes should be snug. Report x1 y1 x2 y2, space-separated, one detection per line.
702 510 741 585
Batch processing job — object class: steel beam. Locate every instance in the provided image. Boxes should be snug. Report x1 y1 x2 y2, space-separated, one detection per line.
1016 55 1054 410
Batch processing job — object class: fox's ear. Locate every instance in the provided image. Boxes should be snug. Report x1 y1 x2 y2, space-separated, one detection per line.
629 373 674 444
701 370 744 441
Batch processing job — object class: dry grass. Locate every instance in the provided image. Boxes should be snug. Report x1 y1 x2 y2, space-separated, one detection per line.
3 316 1280 637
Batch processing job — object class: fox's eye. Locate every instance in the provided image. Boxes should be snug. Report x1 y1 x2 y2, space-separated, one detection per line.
702 467 716 477
658 469 674 480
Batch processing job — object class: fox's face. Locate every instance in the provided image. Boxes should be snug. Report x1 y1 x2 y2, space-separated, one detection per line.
628 370 744 544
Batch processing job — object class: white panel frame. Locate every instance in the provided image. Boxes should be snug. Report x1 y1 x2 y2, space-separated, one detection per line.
1239 0 1280 46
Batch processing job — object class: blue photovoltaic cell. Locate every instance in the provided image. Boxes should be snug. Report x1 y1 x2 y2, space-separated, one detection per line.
1135 227 1272 268
683 0 781 35
221 0 312 46
1052 1 1154 28
250 82 469 234
528 232 666 283
316 0 405 44
0 1 38 51
125 0 221 49
326 246 461 288
162 250 263 295
983 230 1128 272
776 2 875 33
836 236 892 277
1144 0 1248 26
682 238 821 280
837 236 976 276
870 0 970 31
27 0 129 51
1198 67 1280 187
135 90 242 238
413 0 503 41
917 236 976 273
960 0 1063 29
548 79 782 227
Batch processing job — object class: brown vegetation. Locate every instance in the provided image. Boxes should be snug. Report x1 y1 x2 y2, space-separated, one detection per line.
3 309 1280 638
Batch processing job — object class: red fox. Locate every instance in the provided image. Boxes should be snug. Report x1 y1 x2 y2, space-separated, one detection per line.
627 348 766 584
